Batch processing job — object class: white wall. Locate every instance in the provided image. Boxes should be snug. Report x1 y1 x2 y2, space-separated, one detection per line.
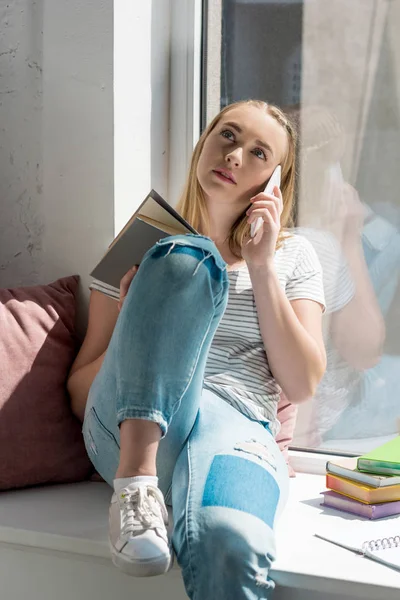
41 0 114 335
0 0 172 337
114 1 171 234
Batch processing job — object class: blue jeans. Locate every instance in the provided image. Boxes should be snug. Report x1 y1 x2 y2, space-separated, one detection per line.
83 234 290 599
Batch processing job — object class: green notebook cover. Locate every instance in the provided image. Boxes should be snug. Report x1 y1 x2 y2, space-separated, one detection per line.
357 436 400 473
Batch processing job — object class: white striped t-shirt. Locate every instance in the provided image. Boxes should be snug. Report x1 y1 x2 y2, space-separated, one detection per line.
202 232 325 437
89 232 325 437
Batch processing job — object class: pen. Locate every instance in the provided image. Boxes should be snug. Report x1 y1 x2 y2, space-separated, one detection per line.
314 533 400 574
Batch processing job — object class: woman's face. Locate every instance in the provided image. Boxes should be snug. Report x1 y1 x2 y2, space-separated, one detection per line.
197 105 288 207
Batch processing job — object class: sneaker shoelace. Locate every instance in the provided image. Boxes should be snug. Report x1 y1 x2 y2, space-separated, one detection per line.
120 485 167 537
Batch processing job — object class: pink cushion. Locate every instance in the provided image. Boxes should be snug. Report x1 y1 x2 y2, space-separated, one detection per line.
0 276 93 490
276 394 298 477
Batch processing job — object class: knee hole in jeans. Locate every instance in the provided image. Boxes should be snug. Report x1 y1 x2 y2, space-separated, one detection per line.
151 243 225 280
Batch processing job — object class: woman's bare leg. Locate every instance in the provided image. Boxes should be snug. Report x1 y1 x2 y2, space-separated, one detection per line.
115 419 161 479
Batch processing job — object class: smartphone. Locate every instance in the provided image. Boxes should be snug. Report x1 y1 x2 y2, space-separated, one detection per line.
250 165 282 238
324 162 344 216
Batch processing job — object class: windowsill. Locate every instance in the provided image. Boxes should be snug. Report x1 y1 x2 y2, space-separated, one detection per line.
272 470 400 599
0 475 399 598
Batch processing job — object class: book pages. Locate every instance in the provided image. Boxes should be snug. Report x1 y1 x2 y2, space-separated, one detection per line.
138 196 192 235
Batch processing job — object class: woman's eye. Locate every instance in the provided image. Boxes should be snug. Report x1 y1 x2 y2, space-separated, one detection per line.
253 148 266 160
221 130 235 141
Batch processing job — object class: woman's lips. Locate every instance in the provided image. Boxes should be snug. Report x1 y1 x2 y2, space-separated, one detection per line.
212 170 236 184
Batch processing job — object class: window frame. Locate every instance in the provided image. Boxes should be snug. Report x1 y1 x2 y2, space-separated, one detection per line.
169 0 382 475
168 0 203 207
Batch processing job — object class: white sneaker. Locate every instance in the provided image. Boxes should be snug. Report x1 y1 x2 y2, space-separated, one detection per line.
109 482 173 576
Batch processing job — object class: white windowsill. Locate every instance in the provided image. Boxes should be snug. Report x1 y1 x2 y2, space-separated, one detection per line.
0 475 399 598
272 470 400 599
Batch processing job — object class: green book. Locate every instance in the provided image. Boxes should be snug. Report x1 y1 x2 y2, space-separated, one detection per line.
357 437 400 475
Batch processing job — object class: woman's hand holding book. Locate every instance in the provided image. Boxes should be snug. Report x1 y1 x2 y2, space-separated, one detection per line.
118 265 139 312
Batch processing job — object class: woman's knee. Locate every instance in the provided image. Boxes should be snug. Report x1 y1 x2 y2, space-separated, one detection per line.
144 237 227 282
121 238 229 313
117 236 229 333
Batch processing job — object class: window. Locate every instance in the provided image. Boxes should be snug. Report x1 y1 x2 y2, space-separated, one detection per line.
202 0 400 455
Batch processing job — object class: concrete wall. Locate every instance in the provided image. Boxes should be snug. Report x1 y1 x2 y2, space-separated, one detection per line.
0 0 113 337
0 0 44 287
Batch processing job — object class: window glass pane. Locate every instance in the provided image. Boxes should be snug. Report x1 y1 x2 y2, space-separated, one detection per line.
203 0 400 454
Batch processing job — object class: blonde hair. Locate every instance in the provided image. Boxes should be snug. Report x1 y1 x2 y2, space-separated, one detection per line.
297 105 345 224
175 100 297 258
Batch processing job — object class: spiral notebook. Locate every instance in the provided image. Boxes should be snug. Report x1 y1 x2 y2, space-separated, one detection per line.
315 527 400 573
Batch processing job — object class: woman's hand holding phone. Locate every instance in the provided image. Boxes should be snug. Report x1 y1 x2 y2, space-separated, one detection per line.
326 183 366 244
242 166 283 268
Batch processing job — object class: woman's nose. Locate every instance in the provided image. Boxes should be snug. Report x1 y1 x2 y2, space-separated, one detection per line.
226 147 243 168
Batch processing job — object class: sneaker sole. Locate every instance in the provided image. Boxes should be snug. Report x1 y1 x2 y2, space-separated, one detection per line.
109 541 174 577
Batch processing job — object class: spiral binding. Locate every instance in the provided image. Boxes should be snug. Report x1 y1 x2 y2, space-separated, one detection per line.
361 535 400 554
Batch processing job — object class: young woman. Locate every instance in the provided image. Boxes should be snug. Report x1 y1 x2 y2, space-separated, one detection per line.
67 100 326 599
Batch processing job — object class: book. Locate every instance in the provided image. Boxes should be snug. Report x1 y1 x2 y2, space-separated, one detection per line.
90 189 198 298
321 490 400 519
357 436 400 476
326 457 400 488
315 530 400 573
326 473 400 504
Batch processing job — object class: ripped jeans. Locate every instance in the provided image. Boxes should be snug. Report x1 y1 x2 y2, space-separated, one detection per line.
83 234 290 599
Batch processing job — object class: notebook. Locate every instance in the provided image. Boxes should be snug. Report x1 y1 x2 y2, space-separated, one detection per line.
315 520 400 573
321 491 400 520
90 189 198 298
357 436 400 476
326 473 400 504
326 457 400 488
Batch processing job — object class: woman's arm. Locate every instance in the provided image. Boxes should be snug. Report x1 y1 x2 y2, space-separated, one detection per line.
67 351 107 422
244 187 326 404
330 236 385 370
326 186 385 369
67 290 119 421
249 263 326 405
67 267 139 421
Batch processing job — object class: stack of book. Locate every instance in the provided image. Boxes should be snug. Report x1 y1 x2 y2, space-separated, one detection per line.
321 436 400 519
